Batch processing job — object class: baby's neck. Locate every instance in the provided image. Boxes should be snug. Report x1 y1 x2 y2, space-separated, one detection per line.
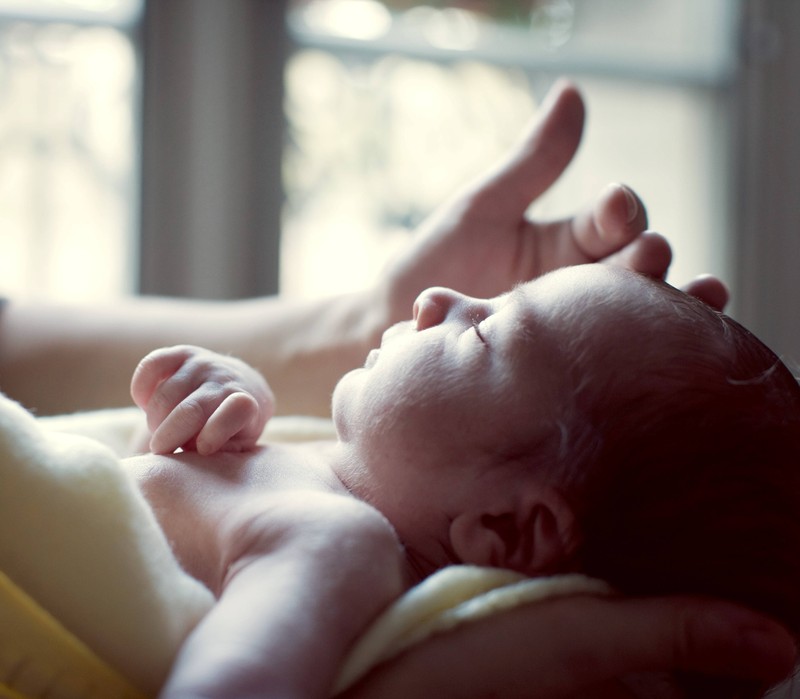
259 440 352 495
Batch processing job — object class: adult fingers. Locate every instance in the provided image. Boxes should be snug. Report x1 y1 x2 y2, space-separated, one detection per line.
530 184 651 274
467 80 585 224
552 596 795 691
575 183 649 260
600 231 673 280
681 274 729 312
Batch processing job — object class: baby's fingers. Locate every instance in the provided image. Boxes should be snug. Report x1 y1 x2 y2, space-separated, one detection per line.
131 346 194 410
196 392 262 455
149 393 215 455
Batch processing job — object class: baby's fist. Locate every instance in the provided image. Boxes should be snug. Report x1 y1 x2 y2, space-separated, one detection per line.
131 345 275 455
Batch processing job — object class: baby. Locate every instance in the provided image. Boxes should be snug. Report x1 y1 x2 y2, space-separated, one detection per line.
127 263 800 699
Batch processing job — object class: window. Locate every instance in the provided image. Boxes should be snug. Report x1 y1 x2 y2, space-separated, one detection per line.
0 0 142 301
281 0 739 298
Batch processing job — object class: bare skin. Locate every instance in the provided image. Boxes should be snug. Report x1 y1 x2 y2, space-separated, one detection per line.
125 445 795 699
123 269 794 699
1 76 762 698
0 82 727 417
125 443 408 699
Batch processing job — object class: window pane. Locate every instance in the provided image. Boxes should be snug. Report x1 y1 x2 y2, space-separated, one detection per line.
282 50 535 296
282 0 737 298
0 1 141 301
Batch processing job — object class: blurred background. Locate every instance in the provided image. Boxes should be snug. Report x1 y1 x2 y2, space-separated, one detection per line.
0 0 798 363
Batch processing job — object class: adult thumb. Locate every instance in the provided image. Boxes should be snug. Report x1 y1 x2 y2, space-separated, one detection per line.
467 79 585 224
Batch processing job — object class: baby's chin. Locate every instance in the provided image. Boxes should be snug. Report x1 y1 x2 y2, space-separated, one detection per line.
329 376 357 441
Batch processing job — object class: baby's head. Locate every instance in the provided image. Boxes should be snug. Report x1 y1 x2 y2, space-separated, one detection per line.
550 269 800 641
333 264 800 638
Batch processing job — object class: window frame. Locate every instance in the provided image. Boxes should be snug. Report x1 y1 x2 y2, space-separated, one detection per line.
138 0 288 299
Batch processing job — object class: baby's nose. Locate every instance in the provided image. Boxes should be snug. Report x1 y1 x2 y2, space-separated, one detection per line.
413 287 461 331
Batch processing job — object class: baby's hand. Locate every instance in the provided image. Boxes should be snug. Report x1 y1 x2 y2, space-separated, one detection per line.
131 345 275 455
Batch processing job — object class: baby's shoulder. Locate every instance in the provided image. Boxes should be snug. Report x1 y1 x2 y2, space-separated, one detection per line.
231 488 399 555
222 490 405 596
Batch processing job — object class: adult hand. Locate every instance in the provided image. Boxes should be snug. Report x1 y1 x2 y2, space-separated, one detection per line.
381 80 654 324
381 80 728 324
340 594 796 699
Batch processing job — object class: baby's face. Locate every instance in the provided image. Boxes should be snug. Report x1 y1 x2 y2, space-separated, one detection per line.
331 264 697 568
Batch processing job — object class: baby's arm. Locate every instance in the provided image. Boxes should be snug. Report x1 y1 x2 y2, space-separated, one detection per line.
159 493 406 699
131 344 275 455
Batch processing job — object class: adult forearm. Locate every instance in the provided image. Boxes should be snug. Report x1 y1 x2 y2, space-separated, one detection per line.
0 292 384 416
236 291 387 417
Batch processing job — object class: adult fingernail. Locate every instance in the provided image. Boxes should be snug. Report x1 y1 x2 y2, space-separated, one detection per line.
696 605 797 683
621 185 639 223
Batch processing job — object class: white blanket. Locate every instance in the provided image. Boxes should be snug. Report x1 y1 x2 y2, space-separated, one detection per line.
0 396 213 696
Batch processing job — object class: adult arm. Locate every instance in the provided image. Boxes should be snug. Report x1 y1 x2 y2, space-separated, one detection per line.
0 82 698 416
340 594 796 699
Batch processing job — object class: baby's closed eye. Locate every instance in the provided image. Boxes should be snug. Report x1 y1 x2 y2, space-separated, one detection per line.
471 317 487 344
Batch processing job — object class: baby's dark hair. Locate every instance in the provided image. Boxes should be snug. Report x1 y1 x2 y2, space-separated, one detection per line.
553 278 800 648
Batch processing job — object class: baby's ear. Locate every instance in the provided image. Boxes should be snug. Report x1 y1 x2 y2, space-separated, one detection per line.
449 486 579 576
